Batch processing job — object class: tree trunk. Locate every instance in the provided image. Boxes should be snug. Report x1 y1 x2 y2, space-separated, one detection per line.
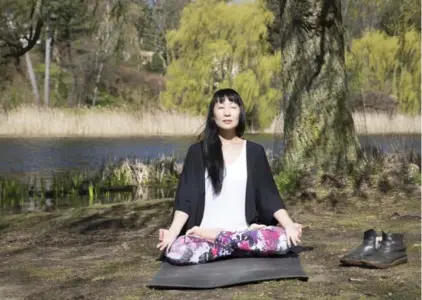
44 21 52 106
279 0 360 173
24 52 40 105
92 61 104 106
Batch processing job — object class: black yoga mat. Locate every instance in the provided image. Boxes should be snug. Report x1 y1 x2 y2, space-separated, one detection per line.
147 254 308 289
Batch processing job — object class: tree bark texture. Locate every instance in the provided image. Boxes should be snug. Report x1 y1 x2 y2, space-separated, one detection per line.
279 0 360 173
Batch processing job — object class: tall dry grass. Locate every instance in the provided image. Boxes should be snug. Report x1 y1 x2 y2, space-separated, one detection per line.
352 113 421 135
0 106 420 137
0 106 206 137
264 112 421 135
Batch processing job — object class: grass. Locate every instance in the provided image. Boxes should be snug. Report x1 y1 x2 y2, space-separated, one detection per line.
0 106 420 137
0 194 420 300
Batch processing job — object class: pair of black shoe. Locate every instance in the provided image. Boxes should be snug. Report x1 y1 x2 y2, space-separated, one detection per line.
340 229 408 269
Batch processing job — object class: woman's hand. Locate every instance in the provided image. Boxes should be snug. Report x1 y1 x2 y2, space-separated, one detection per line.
248 223 266 230
186 226 201 236
156 228 179 251
284 223 303 247
295 222 303 238
186 226 222 242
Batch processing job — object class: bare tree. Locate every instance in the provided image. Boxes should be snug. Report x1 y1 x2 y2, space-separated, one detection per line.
2 1 43 105
144 0 191 69
0 0 44 60
90 0 143 106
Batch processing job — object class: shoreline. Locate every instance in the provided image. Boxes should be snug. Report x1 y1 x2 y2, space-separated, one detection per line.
0 106 420 137
0 132 420 140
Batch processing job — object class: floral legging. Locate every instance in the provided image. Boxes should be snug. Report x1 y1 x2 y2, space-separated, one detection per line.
165 226 290 265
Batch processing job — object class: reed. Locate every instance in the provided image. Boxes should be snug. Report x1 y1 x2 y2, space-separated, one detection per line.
0 156 182 213
352 112 421 135
0 106 420 137
266 112 421 135
0 106 206 137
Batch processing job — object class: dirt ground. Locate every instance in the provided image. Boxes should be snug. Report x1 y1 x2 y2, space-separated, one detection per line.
0 194 420 300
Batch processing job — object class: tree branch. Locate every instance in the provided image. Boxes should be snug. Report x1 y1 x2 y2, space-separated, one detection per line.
2 18 43 58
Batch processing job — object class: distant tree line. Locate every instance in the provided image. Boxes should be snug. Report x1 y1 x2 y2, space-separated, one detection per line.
0 0 420 126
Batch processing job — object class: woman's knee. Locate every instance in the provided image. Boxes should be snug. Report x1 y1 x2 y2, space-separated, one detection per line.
256 226 286 236
165 236 191 261
166 235 210 265
257 226 289 245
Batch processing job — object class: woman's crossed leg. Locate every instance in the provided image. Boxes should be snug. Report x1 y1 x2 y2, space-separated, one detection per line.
165 226 290 265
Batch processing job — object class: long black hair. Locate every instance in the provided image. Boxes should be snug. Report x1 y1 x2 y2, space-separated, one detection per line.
198 88 247 195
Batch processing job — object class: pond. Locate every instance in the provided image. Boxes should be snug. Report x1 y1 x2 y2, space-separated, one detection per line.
0 134 419 176
0 134 419 213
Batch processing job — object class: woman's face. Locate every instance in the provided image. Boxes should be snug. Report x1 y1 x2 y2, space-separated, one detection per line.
213 97 240 131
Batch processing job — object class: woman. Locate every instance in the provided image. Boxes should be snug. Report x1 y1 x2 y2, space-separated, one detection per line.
156 88 302 265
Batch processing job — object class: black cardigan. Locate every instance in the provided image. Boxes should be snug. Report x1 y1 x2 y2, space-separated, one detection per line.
174 140 286 235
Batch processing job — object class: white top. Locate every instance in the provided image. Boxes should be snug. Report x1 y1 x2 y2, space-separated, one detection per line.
200 140 249 231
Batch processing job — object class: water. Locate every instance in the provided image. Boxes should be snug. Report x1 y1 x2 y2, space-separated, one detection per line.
0 134 420 176
0 134 419 213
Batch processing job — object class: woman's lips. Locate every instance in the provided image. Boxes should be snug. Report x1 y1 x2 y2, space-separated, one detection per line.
223 120 232 124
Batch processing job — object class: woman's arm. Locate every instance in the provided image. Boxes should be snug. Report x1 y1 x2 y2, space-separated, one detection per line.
255 145 297 226
172 145 197 234
273 209 295 228
256 145 288 224
168 210 189 235
255 145 301 245
157 145 197 251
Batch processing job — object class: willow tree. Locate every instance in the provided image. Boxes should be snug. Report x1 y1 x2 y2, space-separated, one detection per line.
279 0 360 173
162 0 281 129
346 29 421 114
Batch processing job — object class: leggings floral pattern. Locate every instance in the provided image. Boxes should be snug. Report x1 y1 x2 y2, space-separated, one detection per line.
165 226 290 265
